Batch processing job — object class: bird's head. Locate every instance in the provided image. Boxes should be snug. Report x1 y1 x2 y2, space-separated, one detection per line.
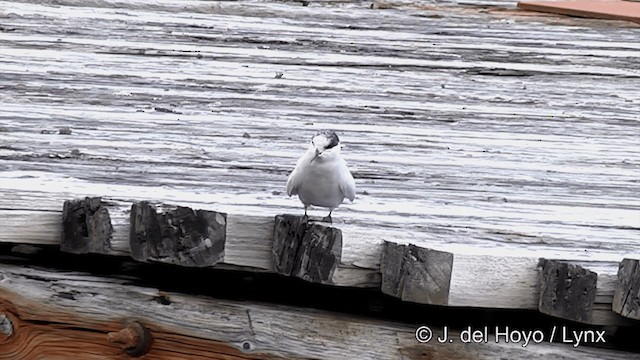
310 130 340 162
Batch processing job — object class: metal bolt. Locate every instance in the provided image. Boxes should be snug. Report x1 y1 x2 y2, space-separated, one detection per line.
0 314 13 337
107 320 152 357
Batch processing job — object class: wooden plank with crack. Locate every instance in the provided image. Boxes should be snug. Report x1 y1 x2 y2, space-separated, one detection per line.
0 262 638 360
0 0 638 326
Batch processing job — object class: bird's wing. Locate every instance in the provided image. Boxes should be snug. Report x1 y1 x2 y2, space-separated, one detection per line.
339 160 356 202
286 156 306 196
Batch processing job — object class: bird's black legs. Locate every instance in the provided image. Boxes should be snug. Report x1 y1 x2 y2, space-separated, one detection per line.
322 210 333 224
303 206 308 219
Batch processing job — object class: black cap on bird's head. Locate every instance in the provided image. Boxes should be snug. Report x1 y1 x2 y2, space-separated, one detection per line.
311 130 339 149
310 130 341 162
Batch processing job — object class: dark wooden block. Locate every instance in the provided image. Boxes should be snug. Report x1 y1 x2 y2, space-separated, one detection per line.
61 197 113 254
538 259 597 323
129 202 226 267
612 258 640 320
272 215 342 285
380 241 453 305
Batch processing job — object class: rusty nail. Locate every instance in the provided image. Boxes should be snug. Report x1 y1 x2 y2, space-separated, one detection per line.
107 320 152 357
0 314 13 337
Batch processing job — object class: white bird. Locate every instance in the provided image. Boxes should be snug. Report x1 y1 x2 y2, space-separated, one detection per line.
286 130 356 222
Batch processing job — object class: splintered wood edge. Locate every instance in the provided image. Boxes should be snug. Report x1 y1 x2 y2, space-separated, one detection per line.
61 197 114 255
612 258 640 320
380 241 453 305
538 259 597 324
129 201 226 267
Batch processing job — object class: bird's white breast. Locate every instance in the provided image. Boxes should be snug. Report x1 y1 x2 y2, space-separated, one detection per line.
296 155 348 209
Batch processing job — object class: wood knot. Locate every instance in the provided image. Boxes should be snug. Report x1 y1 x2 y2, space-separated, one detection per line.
0 314 13 337
107 321 152 357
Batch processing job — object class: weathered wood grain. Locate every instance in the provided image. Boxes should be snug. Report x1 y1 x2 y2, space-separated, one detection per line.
0 0 638 324
380 241 453 305
61 196 114 254
272 214 342 284
612 258 640 320
1 262 638 360
129 201 226 267
538 259 598 323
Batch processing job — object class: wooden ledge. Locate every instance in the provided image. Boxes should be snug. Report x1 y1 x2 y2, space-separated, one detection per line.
4 198 635 325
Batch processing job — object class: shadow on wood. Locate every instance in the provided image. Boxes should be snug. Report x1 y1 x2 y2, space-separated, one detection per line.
61 197 113 255
272 215 342 285
538 259 597 323
613 258 640 320
129 202 226 267
380 241 453 305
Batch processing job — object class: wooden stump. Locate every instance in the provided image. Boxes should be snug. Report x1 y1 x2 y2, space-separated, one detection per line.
272 215 342 285
612 258 640 320
61 197 113 254
380 241 453 305
129 202 226 267
538 259 597 323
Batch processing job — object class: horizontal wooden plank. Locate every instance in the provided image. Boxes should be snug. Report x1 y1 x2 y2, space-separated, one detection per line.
0 261 638 360
518 0 640 24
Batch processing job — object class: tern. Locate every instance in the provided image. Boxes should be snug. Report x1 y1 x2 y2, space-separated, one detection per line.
286 130 356 222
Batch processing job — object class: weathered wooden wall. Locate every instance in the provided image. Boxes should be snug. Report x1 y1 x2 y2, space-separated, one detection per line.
0 0 638 325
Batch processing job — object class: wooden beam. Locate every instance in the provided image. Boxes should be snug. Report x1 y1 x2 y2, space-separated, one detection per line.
0 206 631 325
272 215 342 285
0 262 638 360
61 197 114 255
612 258 640 320
538 259 597 323
380 241 453 305
129 202 226 267
517 0 640 24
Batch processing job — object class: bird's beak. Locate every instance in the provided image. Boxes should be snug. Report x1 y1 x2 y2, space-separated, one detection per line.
311 149 321 163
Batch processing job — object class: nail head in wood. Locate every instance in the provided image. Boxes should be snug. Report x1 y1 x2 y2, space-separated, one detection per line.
272 215 342 285
107 320 152 357
129 202 226 267
538 259 597 323
612 258 640 320
61 197 113 254
380 241 453 305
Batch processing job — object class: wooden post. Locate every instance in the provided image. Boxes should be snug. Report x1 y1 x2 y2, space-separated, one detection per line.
272 215 342 285
61 197 113 254
612 258 640 320
380 241 453 305
129 202 226 267
538 259 597 323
